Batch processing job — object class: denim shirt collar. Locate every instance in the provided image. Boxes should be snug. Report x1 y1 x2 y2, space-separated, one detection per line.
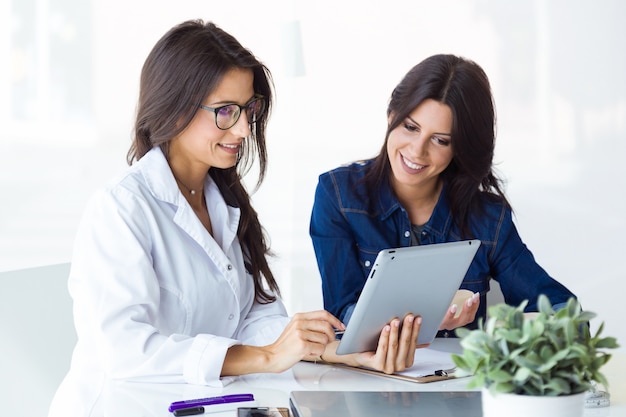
376 176 456 242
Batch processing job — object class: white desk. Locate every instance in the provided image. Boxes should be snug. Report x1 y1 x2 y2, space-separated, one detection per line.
102 339 626 416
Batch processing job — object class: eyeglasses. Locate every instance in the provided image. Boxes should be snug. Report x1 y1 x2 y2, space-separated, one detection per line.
199 95 266 130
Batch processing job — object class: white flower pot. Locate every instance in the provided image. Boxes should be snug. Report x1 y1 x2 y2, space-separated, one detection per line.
481 387 586 417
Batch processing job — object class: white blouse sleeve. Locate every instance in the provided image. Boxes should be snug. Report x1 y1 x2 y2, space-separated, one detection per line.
236 296 291 346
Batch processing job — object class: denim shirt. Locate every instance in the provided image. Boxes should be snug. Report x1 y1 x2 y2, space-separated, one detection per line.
309 160 576 335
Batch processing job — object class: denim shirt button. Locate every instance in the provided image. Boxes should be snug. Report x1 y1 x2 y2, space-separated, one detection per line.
365 260 371 267
404 230 410 238
421 231 427 236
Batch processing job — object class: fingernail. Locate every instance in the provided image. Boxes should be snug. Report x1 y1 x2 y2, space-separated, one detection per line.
407 315 414 323
416 316 422 324
450 304 458 314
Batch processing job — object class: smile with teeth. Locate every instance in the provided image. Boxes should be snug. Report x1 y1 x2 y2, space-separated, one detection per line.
220 143 239 149
402 155 425 170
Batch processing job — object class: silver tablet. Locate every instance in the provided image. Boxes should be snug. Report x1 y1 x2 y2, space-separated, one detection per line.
290 391 482 417
336 240 481 355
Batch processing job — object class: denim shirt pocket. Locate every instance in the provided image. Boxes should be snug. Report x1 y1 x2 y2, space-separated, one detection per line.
357 246 380 279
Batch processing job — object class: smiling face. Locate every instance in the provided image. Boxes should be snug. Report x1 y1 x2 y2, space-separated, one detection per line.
169 67 255 173
386 99 454 199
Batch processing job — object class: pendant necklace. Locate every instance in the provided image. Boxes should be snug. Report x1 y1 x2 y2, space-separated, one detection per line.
173 176 198 196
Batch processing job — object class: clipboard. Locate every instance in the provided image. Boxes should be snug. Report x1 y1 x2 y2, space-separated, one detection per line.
318 347 458 383
323 362 456 383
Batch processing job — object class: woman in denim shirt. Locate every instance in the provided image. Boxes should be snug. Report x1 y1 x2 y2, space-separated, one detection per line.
310 54 576 337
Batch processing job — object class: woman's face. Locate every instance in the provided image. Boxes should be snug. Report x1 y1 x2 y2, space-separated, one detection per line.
387 99 454 194
170 67 255 171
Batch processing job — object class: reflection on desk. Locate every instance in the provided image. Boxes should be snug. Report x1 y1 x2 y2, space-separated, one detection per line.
101 339 625 417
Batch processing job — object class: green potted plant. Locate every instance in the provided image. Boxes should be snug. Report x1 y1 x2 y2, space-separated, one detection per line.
452 295 619 417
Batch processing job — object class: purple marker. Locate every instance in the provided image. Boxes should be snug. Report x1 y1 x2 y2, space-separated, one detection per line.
169 393 255 412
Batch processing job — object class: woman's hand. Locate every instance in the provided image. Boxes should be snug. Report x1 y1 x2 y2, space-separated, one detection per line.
223 310 344 376
438 290 480 331
264 310 344 373
324 314 423 374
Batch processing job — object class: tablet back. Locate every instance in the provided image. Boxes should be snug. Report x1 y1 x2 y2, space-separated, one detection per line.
336 240 480 355
290 391 482 417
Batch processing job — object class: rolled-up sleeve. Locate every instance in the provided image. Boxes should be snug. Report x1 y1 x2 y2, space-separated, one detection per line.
183 334 239 386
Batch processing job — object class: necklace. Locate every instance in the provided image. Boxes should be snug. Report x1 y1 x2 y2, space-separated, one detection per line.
173 176 198 195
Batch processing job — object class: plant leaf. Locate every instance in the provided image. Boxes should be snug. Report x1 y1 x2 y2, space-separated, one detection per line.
537 294 554 315
544 377 572 396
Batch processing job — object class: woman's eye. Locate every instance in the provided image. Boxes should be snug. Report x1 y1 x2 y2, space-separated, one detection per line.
433 136 451 146
218 105 237 117
403 123 419 132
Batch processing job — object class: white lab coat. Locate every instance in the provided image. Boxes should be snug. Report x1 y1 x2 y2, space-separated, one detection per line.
48 147 290 417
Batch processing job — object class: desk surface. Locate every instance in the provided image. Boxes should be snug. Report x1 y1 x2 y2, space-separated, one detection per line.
103 339 626 416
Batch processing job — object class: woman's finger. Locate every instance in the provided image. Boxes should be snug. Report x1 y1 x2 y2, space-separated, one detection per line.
292 310 345 330
455 293 480 326
384 319 400 373
374 323 391 369
291 310 344 342
406 316 422 368
395 314 415 369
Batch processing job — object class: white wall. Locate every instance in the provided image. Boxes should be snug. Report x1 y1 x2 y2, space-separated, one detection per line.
1 0 624 353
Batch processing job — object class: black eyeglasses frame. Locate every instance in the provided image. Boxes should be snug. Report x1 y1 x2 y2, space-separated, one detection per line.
199 94 266 130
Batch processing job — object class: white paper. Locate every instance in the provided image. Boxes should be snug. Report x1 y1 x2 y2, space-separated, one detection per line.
394 348 456 377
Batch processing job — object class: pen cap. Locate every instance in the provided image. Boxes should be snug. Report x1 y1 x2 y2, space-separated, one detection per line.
173 407 204 416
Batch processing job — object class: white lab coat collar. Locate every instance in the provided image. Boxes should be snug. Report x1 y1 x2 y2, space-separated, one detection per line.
136 147 241 260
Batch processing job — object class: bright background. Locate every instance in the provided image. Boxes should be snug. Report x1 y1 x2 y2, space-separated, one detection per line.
2 0 625 352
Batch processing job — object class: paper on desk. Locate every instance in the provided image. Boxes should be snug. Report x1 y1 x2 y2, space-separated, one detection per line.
394 348 456 377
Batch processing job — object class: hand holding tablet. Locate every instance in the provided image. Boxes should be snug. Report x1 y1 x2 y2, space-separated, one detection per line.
450 289 476 318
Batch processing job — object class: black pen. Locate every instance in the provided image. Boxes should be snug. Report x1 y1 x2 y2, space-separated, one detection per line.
173 406 204 416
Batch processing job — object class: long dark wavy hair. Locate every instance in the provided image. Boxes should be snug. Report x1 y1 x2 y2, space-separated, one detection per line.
363 54 510 237
127 19 279 303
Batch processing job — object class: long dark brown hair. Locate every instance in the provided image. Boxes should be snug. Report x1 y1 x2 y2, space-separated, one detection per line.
363 54 510 237
127 19 279 303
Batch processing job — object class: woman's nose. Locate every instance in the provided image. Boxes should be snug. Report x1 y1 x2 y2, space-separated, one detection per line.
409 133 429 157
230 111 252 137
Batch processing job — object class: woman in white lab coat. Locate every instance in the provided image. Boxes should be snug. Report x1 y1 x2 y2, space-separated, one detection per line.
48 20 422 417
